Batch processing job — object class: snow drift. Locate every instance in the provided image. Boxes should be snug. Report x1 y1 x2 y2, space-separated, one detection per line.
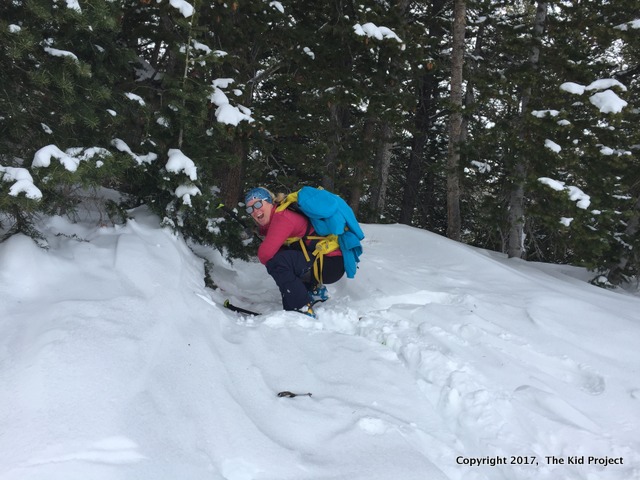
0 208 638 480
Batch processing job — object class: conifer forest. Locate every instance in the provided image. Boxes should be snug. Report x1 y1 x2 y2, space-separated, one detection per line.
1 0 638 287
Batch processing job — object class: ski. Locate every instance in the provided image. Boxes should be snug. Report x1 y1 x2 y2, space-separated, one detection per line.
223 299 261 316
223 299 321 319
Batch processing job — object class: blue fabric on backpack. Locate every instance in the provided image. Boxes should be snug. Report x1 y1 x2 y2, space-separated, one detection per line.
338 230 363 278
296 186 364 278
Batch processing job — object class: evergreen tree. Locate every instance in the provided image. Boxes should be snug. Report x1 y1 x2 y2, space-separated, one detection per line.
1 0 638 286
397 0 449 229
0 0 138 235
537 2 640 284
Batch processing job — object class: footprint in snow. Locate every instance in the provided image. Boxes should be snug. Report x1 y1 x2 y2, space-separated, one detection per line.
499 347 606 396
576 363 606 395
23 436 146 467
543 356 606 396
513 385 601 433
368 290 458 312
221 458 262 480
357 416 391 435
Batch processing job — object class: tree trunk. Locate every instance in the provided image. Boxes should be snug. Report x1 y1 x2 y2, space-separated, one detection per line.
507 2 547 259
221 137 246 207
446 0 466 241
398 0 447 226
460 14 485 146
399 137 425 225
507 161 526 257
399 74 436 225
322 103 347 191
369 121 393 221
607 194 640 285
420 140 440 230
349 117 376 214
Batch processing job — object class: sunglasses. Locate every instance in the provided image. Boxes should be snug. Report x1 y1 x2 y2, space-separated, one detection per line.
246 200 265 214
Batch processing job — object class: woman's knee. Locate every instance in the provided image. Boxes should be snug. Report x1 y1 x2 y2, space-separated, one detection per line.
321 256 345 284
266 249 311 278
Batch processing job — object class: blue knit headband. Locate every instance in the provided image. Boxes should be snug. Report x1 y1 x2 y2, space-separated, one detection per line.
244 187 273 205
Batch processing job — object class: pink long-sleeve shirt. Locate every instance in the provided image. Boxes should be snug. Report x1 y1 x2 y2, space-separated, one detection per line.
257 206 341 265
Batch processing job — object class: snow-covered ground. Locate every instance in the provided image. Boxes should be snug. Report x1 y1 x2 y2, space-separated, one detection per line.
1 208 639 480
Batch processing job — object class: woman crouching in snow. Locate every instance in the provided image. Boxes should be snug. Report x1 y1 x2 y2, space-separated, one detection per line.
244 186 344 318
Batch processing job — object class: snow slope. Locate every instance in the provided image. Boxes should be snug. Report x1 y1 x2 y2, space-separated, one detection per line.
0 209 639 480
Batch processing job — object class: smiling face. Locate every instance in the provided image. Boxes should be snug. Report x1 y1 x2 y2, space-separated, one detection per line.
247 198 273 227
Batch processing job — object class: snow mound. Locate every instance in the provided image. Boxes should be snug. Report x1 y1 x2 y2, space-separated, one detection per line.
1 215 639 480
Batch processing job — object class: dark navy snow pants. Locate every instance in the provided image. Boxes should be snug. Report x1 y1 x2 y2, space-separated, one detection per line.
265 249 344 310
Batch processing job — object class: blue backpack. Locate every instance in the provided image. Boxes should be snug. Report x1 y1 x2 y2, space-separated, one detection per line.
276 186 364 281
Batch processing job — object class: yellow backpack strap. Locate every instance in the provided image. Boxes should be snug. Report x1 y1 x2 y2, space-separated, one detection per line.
314 255 324 284
298 239 311 262
284 213 314 262
309 235 340 284
275 191 299 212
